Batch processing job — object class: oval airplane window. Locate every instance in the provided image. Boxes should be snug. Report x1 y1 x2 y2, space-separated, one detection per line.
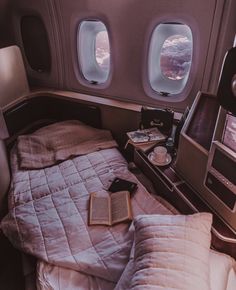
148 23 193 96
78 20 111 85
95 31 110 71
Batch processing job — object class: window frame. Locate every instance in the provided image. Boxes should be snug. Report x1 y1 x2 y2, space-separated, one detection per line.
77 19 111 86
145 22 194 101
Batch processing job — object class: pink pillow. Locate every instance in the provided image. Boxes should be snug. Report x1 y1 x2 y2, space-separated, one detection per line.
116 214 236 290
119 213 213 290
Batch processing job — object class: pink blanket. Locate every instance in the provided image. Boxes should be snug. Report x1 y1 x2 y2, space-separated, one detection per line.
1 146 173 285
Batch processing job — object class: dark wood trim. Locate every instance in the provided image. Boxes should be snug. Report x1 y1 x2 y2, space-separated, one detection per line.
3 95 101 146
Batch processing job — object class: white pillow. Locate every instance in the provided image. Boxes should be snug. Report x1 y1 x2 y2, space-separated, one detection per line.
115 234 236 290
129 213 212 290
227 267 236 290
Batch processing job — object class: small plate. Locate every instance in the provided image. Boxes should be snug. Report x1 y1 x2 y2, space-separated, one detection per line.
148 152 172 166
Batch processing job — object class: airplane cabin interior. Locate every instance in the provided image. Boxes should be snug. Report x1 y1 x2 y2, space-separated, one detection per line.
0 0 235 289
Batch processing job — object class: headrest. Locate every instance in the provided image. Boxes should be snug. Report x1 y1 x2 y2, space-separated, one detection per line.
0 45 29 108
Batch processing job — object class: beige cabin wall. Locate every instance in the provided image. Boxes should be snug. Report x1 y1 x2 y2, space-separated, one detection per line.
8 0 230 111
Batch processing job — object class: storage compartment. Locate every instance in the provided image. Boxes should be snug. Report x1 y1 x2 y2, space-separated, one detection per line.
205 172 236 210
204 141 236 211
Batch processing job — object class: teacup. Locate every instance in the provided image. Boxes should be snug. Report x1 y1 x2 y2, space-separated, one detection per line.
152 146 167 163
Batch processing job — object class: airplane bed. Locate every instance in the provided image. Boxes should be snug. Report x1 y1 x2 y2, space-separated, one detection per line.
0 120 175 288
1 120 236 290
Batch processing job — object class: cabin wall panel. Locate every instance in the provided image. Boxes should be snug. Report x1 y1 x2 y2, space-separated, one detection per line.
101 107 140 146
9 0 63 89
54 0 218 111
0 0 15 48
205 0 236 94
8 0 234 111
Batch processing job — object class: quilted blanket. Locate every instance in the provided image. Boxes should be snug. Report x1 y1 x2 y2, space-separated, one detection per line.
1 147 173 283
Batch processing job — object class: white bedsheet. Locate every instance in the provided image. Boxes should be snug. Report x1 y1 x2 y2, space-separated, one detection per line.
37 261 116 290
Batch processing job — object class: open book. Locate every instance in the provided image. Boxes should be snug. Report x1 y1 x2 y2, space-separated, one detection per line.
89 191 132 226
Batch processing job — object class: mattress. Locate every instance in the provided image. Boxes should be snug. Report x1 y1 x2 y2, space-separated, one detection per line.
1 144 174 289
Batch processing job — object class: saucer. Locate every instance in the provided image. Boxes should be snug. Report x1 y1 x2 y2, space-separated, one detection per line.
148 152 172 166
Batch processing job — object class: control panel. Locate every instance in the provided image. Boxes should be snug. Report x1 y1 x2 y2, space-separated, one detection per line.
204 141 236 211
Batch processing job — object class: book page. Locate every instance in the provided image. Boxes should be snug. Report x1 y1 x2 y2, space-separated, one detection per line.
110 191 132 224
89 193 111 225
